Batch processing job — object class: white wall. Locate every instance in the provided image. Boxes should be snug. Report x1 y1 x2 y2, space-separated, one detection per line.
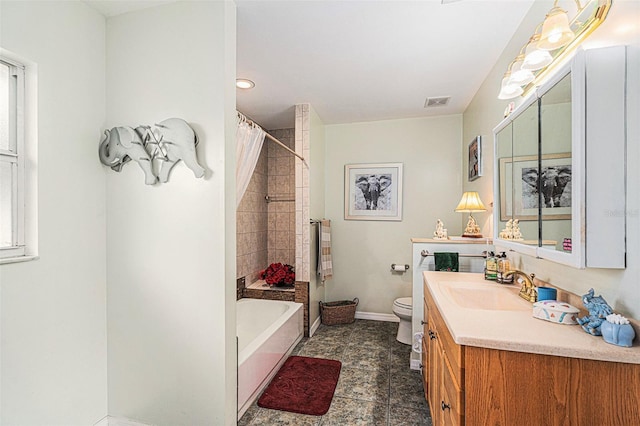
0 1 108 423
105 2 237 424
463 0 640 319
308 105 326 327
324 115 462 314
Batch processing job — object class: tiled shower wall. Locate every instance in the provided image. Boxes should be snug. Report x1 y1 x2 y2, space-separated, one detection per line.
236 128 296 283
236 144 268 283
295 104 311 281
267 129 296 266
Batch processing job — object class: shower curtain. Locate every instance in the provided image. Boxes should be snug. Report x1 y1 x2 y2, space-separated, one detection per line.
236 113 266 208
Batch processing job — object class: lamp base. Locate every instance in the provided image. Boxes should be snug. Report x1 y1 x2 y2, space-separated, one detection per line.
462 233 484 238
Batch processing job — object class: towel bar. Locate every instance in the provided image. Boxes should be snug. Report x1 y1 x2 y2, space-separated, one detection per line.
420 250 488 258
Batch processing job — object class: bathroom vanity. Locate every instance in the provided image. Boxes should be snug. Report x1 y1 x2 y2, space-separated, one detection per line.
422 271 640 426
411 238 492 369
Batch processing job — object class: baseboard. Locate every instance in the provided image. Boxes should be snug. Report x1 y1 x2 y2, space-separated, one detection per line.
354 311 399 322
94 416 150 426
309 316 321 337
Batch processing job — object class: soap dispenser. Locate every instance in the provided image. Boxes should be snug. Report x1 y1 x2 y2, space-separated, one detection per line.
484 251 497 281
497 252 513 284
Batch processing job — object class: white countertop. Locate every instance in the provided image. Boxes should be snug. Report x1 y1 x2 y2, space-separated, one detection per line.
424 271 640 364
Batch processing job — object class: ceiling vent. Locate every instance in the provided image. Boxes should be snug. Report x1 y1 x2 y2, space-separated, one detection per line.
424 96 451 108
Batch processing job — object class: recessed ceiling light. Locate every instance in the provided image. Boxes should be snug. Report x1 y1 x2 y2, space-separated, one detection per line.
236 79 255 89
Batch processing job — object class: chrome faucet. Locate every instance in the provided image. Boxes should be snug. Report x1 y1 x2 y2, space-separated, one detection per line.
505 270 537 303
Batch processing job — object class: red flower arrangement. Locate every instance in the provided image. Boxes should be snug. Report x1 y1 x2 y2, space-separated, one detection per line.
261 263 295 287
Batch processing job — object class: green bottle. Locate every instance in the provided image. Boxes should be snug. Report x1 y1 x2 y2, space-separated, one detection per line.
484 251 497 281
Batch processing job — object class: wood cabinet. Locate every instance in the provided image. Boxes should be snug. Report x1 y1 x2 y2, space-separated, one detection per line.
424 286 464 425
423 281 640 425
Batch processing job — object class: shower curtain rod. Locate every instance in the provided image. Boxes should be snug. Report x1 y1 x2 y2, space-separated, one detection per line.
237 111 306 163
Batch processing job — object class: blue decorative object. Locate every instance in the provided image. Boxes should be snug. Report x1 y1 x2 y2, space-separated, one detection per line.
576 288 614 336
601 314 636 347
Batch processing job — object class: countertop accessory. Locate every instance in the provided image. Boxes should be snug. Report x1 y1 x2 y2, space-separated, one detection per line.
576 288 614 336
433 219 448 240
454 191 487 238
601 314 636 347
532 300 579 325
537 286 557 301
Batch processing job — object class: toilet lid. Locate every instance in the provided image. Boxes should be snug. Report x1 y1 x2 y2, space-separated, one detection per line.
394 297 412 308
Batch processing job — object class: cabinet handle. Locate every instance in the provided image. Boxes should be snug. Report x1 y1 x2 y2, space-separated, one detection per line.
421 320 426 325
428 330 437 340
441 401 451 411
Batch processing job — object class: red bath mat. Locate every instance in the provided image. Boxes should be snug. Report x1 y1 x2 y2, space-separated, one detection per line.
257 355 342 416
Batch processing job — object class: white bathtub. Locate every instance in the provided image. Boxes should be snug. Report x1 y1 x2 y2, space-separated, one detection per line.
237 298 303 417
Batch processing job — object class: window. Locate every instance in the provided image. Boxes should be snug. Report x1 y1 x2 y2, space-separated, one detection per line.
0 56 26 261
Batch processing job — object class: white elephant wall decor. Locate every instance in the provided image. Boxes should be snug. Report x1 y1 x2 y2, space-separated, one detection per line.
98 118 205 185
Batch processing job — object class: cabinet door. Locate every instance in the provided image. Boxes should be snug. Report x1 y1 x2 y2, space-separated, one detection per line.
422 299 429 401
422 339 428 401
427 313 441 425
441 352 464 426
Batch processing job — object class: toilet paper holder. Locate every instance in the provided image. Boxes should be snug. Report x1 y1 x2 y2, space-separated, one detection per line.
391 264 410 272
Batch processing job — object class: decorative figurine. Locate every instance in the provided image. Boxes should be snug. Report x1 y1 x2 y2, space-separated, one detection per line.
433 219 448 240
463 216 481 237
99 118 204 185
499 219 523 241
601 314 636 347
576 288 614 336
511 219 523 240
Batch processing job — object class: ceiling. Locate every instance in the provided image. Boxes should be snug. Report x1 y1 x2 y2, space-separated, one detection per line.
84 0 536 130
236 0 535 129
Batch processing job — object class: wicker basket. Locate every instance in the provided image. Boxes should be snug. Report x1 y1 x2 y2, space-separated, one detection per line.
320 298 359 325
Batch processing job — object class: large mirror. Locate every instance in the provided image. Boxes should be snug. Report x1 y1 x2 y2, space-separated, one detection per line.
539 73 572 253
510 101 539 246
493 47 626 269
494 97 539 255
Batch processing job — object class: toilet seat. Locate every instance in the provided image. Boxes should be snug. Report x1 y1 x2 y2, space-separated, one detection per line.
393 297 412 309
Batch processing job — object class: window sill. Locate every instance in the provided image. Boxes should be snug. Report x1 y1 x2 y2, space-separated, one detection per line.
0 255 39 265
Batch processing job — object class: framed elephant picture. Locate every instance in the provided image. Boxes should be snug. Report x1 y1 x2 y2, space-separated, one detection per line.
344 163 403 221
500 153 571 221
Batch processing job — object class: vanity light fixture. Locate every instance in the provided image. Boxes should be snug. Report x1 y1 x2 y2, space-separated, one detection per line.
236 78 255 89
522 33 553 71
455 191 487 238
538 4 575 50
498 66 523 100
497 0 611 100
508 54 536 87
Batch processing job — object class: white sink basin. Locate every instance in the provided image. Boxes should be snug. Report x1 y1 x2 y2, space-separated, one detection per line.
443 284 530 311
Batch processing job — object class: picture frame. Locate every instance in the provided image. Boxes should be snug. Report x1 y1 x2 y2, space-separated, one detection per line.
468 136 482 181
344 163 403 221
499 153 572 221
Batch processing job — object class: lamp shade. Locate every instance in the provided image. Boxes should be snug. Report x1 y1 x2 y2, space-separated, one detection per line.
522 34 553 71
509 54 535 86
498 72 523 99
454 191 487 213
538 6 574 51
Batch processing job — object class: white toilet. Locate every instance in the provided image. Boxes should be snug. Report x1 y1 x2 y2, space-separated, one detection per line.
392 297 413 345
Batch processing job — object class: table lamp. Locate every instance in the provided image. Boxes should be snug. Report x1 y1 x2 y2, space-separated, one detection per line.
455 191 487 238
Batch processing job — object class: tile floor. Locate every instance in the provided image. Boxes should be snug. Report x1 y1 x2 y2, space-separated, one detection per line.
239 319 432 426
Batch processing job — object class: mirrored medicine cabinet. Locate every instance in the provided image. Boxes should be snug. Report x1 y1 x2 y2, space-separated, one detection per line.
493 46 627 269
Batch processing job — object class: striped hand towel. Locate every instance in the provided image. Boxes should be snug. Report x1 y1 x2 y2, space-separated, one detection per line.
317 220 333 282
